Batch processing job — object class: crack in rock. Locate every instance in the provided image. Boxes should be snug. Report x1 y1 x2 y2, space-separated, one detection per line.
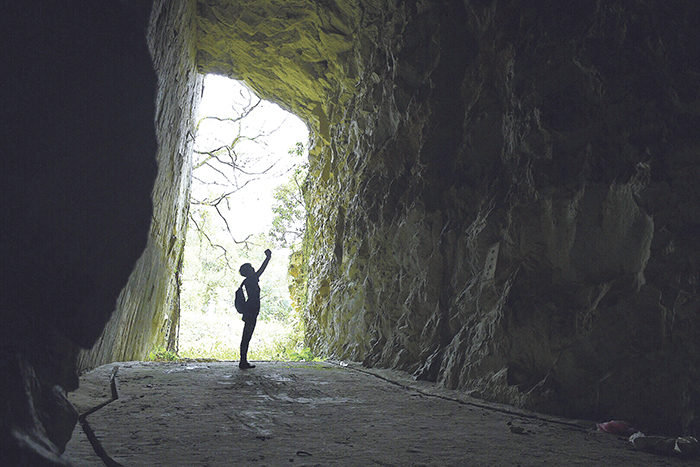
78 366 123 467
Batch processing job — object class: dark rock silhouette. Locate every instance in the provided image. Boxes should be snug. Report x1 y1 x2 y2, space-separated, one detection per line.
1 0 157 463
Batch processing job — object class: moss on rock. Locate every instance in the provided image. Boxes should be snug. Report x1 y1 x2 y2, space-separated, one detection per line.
195 0 700 435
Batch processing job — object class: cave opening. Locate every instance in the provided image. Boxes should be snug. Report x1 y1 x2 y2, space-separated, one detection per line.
178 74 311 362
5 0 700 463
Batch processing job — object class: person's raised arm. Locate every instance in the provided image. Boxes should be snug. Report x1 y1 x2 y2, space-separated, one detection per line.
256 249 272 278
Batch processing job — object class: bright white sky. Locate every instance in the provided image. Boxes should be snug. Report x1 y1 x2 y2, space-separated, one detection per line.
194 74 309 240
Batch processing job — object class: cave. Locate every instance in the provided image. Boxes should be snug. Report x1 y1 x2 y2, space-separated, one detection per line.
2 0 699 464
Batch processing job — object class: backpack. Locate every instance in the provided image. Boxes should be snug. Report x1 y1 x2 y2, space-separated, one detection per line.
234 285 248 314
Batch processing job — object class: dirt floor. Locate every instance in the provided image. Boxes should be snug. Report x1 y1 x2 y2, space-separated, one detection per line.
63 361 689 466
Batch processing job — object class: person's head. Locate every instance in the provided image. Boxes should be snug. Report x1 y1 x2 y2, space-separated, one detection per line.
239 263 255 277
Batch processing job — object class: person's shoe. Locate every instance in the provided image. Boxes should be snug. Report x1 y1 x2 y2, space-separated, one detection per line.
239 361 256 369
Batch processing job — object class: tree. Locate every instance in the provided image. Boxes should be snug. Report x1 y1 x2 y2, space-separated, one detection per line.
269 142 308 250
268 142 311 344
190 79 292 247
175 76 310 360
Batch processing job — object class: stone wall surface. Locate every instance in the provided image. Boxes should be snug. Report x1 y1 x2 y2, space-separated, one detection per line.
197 0 700 435
78 0 202 370
196 0 358 149
2 1 163 464
3 1 699 463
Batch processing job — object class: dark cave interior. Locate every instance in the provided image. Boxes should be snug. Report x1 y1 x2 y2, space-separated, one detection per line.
2 1 700 464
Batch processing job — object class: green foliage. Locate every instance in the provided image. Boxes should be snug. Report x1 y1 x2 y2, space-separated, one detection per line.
181 227 292 323
147 347 182 362
269 143 309 250
176 316 318 362
179 338 239 361
285 347 322 362
178 174 311 360
179 85 312 361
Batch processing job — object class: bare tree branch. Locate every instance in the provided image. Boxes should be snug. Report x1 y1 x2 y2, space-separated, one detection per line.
187 212 235 270
213 203 252 245
195 94 262 132
189 79 302 258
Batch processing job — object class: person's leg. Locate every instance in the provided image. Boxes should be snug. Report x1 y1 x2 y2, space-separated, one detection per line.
239 315 257 369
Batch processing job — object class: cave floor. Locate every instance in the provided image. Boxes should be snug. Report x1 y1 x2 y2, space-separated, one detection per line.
64 361 681 467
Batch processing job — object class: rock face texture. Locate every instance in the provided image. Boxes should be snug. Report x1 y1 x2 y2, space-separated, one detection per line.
77 0 202 370
1 0 160 463
3 0 700 462
198 0 700 435
2 0 200 463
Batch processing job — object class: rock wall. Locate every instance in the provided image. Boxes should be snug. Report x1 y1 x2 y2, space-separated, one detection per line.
3 2 698 463
78 0 202 370
196 0 358 152
197 0 700 435
1 1 162 463
329 0 700 435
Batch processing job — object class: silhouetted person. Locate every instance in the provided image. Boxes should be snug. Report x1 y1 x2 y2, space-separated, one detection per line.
238 249 272 369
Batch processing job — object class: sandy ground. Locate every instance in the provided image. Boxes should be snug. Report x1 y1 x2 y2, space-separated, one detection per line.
63 361 687 466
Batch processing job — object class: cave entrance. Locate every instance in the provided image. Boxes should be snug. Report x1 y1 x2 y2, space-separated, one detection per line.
177 74 309 362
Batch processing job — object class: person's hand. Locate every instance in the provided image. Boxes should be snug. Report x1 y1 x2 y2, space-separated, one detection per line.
265 249 272 258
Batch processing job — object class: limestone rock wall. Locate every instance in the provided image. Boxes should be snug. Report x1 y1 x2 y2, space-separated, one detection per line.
78 0 202 370
197 0 700 435
196 0 358 152
322 0 700 435
2 1 164 463
3 1 697 461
